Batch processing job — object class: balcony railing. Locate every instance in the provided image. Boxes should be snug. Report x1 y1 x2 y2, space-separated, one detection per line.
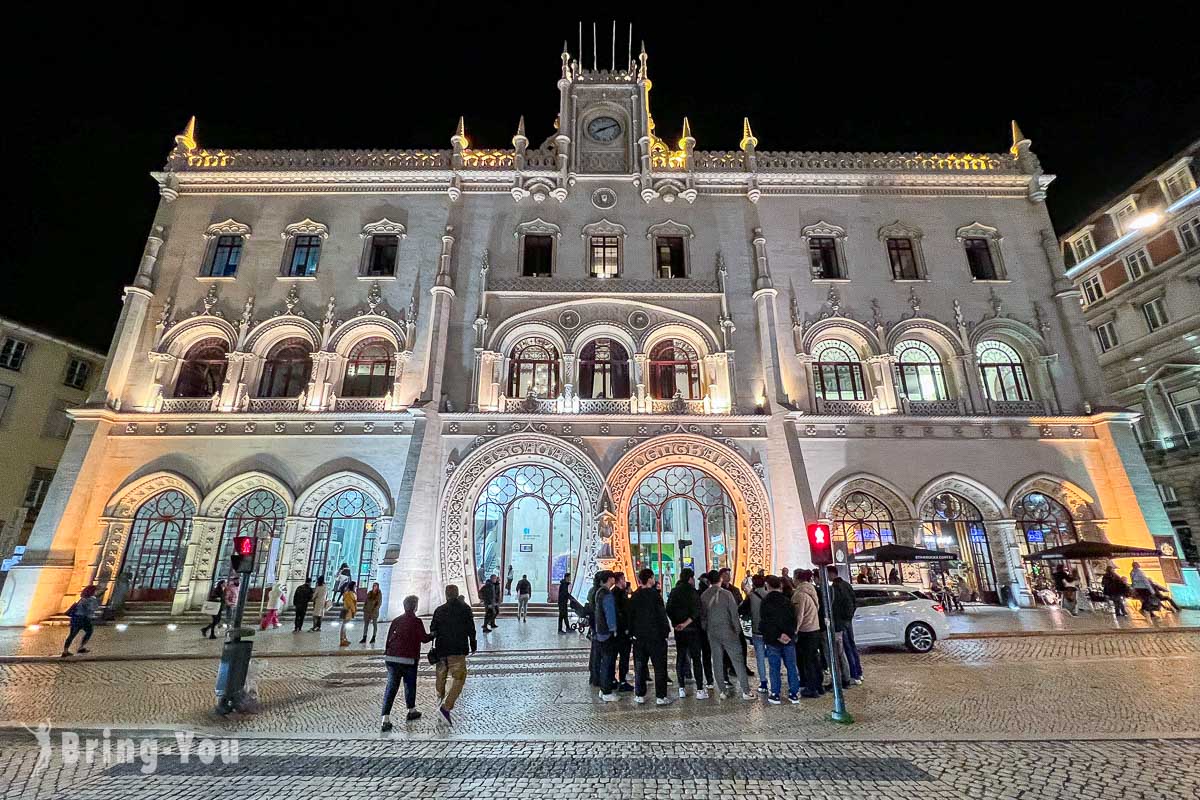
1141 430 1200 459
987 399 1049 416
648 397 708 414
159 397 216 413
901 398 967 416
814 398 875 415
248 397 301 413
335 397 388 412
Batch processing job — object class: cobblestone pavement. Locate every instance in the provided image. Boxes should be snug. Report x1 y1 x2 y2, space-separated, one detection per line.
1 735 1196 799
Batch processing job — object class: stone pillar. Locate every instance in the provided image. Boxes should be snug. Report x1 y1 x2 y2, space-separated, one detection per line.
143 352 177 410
1145 382 1185 442
956 354 986 414
1035 355 1061 414
633 353 649 413
867 355 900 414
795 354 816 413
388 351 411 411
306 352 339 411
1039 227 1109 408
562 351 577 404
182 516 224 610
989 518 1033 608
220 352 255 412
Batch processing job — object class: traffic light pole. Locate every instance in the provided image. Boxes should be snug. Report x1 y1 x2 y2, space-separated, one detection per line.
818 569 854 725
215 574 256 715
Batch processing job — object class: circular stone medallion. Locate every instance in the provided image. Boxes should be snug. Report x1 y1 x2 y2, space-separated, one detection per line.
591 188 617 210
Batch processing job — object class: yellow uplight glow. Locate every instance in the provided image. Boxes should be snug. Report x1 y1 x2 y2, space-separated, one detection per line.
1129 212 1161 230
27 624 41 632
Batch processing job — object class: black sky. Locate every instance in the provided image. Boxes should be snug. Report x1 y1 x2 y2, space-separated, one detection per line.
5 4 1199 351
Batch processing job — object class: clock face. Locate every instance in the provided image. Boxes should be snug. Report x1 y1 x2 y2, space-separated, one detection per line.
587 116 622 143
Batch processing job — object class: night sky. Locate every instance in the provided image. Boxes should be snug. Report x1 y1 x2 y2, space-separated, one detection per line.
6 6 1198 351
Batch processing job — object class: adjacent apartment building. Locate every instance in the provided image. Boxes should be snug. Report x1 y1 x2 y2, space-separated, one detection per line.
0 318 104 569
1061 139 1200 577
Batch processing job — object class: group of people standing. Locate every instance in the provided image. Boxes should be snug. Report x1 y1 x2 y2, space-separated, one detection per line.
1098 562 1183 618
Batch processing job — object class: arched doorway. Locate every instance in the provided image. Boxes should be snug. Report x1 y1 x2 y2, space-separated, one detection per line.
627 465 735 594
308 489 381 598
121 490 195 601
830 491 896 582
1015 491 1082 590
921 491 999 604
213 489 287 600
471 465 583 603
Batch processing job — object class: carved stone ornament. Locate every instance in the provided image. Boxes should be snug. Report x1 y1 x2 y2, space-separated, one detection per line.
955 221 1001 242
559 310 581 329
281 218 330 240
628 311 650 330
877 220 924 241
591 188 617 210
801 220 847 240
515 218 562 240
581 218 627 240
645 220 695 240
361 218 407 239
203 219 251 240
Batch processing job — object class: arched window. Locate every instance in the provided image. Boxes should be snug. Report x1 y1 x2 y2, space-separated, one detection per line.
893 340 948 402
831 491 895 556
174 338 229 398
648 338 702 400
976 340 1031 402
258 338 312 398
921 491 998 603
813 340 866 401
628 465 734 594
471 465 583 603
309 489 381 595
578 338 630 400
342 338 396 398
214 489 287 596
508 337 560 398
1015 492 1078 556
121 490 195 602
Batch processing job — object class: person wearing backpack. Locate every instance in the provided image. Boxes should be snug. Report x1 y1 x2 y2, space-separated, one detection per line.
61 586 100 658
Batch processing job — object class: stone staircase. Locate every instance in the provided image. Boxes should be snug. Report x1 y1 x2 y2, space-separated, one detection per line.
39 601 212 627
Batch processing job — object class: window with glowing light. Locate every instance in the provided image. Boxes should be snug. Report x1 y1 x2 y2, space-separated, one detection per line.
892 340 948 402
589 236 620 277
508 337 560 398
122 490 195 602
830 491 895 557
975 340 1031 402
285 235 323 277
174 337 229 398
1014 492 1078 559
202 235 243 278
341 338 395 398
648 339 702 400
214 489 286 596
812 340 866 401
577 338 630 400
921 491 998 603
309 489 381 597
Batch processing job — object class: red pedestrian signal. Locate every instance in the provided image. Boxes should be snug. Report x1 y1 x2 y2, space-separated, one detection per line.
807 522 833 566
230 535 256 573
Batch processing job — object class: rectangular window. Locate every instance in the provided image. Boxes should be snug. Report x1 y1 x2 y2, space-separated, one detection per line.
1113 203 1138 236
1156 483 1180 507
1171 386 1200 433
964 238 998 280
589 236 619 278
64 358 91 390
23 468 55 509
655 236 686 278
0 383 12 423
1125 248 1151 281
1071 233 1096 261
1128 403 1152 444
1081 274 1105 305
886 238 920 279
522 235 554 277
809 237 842 279
287 235 322 277
0 337 29 371
366 235 399 277
203 235 242 277
1163 169 1194 202
1142 297 1169 331
1180 217 1200 251
42 398 76 439
1094 321 1119 353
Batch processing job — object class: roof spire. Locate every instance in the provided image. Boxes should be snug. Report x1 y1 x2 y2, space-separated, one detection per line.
452 116 469 150
561 40 570 78
1010 120 1029 155
638 40 648 79
740 117 758 151
512 116 528 149
175 116 197 152
678 116 695 151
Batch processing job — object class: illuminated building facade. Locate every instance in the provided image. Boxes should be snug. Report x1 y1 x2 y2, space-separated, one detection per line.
1061 139 1200 597
1 44 1191 625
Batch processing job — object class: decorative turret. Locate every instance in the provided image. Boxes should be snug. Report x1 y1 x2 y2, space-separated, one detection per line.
638 40 648 81
174 116 197 152
739 117 758 152
1010 120 1029 156
741 118 759 189
513 116 528 171
1009 120 1046 202
678 116 695 153
450 116 469 171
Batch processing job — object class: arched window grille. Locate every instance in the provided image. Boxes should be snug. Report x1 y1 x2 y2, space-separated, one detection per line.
508 337 560 398
628 465 735 594
578 338 630 400
976 340 1031 402
648 338 702 400
830 491 895 556
342 338 396 398
174 338 229 398
893 340 948 401
1014 492 1079 556
214 489 287 595
921 491 998 603
813 340 866 401
121 490 195 601
258 338 313 398
309 489 382 592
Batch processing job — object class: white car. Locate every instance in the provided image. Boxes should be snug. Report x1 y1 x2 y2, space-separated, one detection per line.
850 584 949 653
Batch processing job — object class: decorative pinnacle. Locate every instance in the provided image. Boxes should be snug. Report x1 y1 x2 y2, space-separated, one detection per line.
638 40 648 79
1010 120 1029 155
678 116 694 150
452 116 469 149
175 116 197 151
740 117 758 151
513 115 527 146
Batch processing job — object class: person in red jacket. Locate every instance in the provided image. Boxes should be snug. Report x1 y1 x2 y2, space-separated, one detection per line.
381 594 432 731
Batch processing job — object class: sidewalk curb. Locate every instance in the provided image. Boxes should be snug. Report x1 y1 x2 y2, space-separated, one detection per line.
944 624 1200 641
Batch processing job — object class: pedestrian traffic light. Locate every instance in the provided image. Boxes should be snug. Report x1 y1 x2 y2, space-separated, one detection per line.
807 522 833 566
230 535 256 574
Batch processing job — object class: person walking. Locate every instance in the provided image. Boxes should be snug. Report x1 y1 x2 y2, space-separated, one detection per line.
613 572 634 692
557 572 573 633
1101 566 1130 617
760 575 800 704
332 563 352 606
430 584 477 725
291 578 314 632
381 594 432 730
260 584 286 629
826 566 862 688
310 576 328 631
200 580 225 639
587 571 604 686
791 569 823 697
515 574 532 622
666 567 708 699
339 581 358 647
480 574 499 632
360 581 383 644
701 570 754 700
739 573 769 693
628 567 672 706
505 564 514 597
61 586 100 658
888 565 901 584
593 570 620 701
1054 564 1079 616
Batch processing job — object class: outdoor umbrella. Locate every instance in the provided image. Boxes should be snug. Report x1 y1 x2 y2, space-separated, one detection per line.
849 543 956 563
1022 541 1161 561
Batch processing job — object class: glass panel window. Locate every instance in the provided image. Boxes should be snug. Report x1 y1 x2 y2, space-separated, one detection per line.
286 235 322 277
342 338 395 398
203 235 243 278
122 490 195 600
64 358 91 390
23 467 55 509
1163 168 1194 202
921 491 998 603
508 337 560 398
309 489 381 593
257 338 312 398
1014 492 1078 583
1157 483 1180 506
0 337 29 371
886 237 920 280
1081 274 1105 305
522 235 554 277
1170 386 1200 433
1094 321 1119 353
1113 203 1138 235
1071 233 1096 261
892 340 947 401
589 236 620 277
964 238 998 280
655 236 686 278
812 340 865 401
1142 297 1168 332
809 237 842 279
648 339 702 400
214 489 286 593
366 235 399 277
578 338 630 400
1178 217 1200 251
831 491 895 561
174 338 229 398
976 340 1031 402
1125 248 1150 281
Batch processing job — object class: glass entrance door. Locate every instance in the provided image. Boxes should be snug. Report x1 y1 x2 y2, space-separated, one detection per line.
506 495 551 603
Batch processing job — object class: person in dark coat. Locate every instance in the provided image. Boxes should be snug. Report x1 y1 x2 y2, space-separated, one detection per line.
666 568 708 698
1101 566 1130 617
291 578 314 632
480 575 499 632
612 572 634 692
827 565 862 687
429 584 477 725
759 575 800 703
628 567 672 705
381 594 433 730
557 572 573 633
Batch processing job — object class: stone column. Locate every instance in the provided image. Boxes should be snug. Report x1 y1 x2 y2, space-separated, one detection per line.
142 352 177 411
989 518 1033 607
867 355 900 414
795 354 817 413
956 354 985 414
633 353 649 413
562 351 577 406
220 352 255 412
388 351 411 411
1145 382 1185 442
306 352 339 411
